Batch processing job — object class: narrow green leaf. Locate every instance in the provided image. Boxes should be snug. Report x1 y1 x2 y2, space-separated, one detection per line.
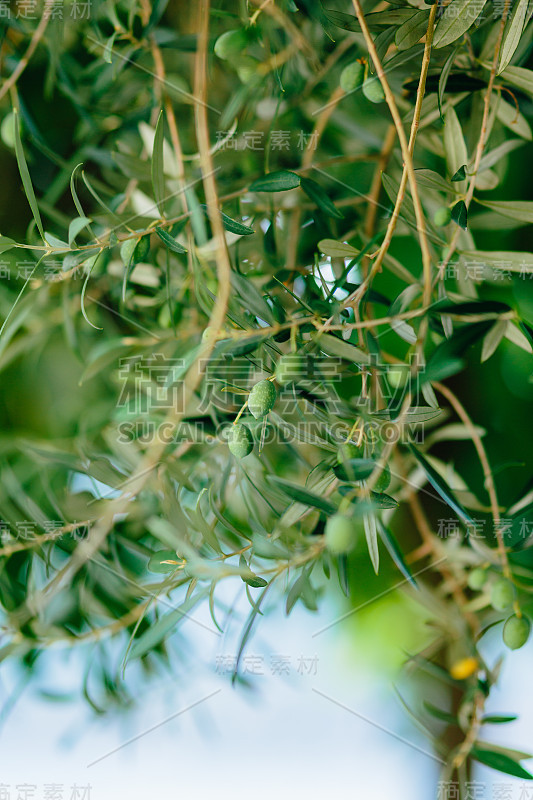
200 205 254 235
378 521 418 588
249 170 300 192
129 588 209 660
414 169 454 194
423 701 457 724
300 176 343 219
477 139 524 172
451 165 467 182
471 747 533 780
315 332 371 365
395 10 430 51
459 250 533 272
481 714 518 724
232 581 273 683
267 475 337 515
433 0 489 48
438 47 459 120
0 236 17 254
451 200 468 229
148 549 180 574
409 445 474 525
68 216 92 247
474 199 533 224
481 320 508 362
498 65 533 97
364 513 379 574
444 107 468 192
495 97 532 140
103 32 117 63
499 0 530 74
155 226 188 253
230 271 275 324
318 239 359 259
152 109 166 216
13 108 44 240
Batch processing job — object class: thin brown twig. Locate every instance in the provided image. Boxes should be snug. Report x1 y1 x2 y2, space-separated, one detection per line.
435 1 512 283
349 0 432 308
0 0 55 104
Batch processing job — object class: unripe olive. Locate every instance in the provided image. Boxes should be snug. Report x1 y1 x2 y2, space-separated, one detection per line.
362 77 385 104
1 111 17 149
325 514 357 554
433 207 452 227
214 29 248 60
374 464 391 492
467 567 488 591
337 442 364 463
388 365 409 388
491 578 515 611
340 61 364 93
248 380 277 419
228 423 254 458
503 614 531 650
275 353 310 385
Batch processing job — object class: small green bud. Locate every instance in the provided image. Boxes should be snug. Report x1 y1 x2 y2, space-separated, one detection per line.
503 614 531 650
467 567 488 591
214 29 248 60
248 379 277 419
491 578 515 611
433 207 452 227
228 423 254 458
362 77 385 104
325 514 357 555
275 353 311 385
340 61 364 93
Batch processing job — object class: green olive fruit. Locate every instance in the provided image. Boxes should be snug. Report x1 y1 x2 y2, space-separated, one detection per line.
362 77 385 104
337 442 364 463
248 380 277 419
491 578 515 611
467 567 488 591
388 366 409 388
374 464 391 492
340 61 364 93
228 423 254 458
275 353 310 385
433 207 452 227
503 614 531 650
325 514 357 554
214 29 248 60
1 111 17 149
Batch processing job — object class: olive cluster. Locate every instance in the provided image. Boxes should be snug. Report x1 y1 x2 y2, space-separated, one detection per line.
225 353 394 560
467 568 531 650
227 353 310 459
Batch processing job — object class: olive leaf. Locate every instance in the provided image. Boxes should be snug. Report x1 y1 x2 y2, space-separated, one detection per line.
433 0 489 48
